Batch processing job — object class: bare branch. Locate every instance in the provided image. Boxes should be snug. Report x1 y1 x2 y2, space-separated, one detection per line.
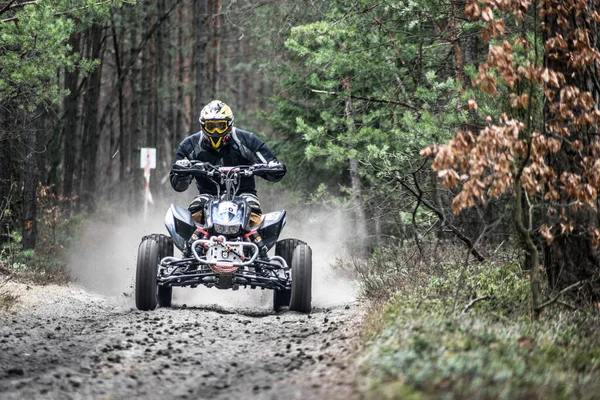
535 279 590 312
556 300 578 311
399 179 486 262
0 1 18 17
310 89 420 112
462 295 492 313
1 0 116 23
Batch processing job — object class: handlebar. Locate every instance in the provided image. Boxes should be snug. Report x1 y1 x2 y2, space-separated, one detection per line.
173 159 284 200
172 160 284 179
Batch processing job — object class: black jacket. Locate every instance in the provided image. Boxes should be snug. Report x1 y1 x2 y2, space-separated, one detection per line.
169 128 286 195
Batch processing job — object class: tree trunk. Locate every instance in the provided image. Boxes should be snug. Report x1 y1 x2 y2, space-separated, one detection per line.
211 0 222 98
62 30 81 216
146 4 157 149
195 0 208 110
111 10 129 203
0 109 16 245
139 13 151 208
462 27 479 90
542 1 600 298
175 3 185 141
463 29 479 71
155 0 169 196
515 184 541 319
374 207 382 249
81 24 104 213
73 33 90 215
22 113 41 250
345 93 368 254
146 3 161 196
349 157 368 253
183 0 193 134
129 11 142 209
450 0 466 87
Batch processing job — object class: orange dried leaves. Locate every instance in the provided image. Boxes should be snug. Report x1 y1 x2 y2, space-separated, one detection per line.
428 118 523 214
474 42 517 93
440 0 600 246
540 224 554 244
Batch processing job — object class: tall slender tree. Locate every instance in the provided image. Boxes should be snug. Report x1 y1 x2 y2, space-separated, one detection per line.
62 30 82 216
541 0 600 293
195 0 209 109
81 24 105 213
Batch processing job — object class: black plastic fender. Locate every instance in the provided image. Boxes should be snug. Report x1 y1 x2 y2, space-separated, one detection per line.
258 210 286 251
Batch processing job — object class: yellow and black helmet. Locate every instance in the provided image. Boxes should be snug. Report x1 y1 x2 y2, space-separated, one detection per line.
199 100 234 149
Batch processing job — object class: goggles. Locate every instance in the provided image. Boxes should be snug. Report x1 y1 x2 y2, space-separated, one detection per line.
203 120 230 135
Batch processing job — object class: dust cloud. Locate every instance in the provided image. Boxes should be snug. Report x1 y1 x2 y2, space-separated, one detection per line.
67 183 358 309
261 187 359 308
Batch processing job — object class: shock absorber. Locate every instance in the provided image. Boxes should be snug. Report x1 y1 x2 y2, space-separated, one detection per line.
191 227 209 241
186 227 209 256
244 230 268 259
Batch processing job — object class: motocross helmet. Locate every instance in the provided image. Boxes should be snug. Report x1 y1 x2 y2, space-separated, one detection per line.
199 100 234 149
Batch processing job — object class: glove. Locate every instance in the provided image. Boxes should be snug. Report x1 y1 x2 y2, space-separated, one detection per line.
175 158 191 167
261 160 286 182
172 158 191 176
254 161 284 179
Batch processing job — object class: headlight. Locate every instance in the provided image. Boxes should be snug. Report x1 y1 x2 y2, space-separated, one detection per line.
214 224 241 235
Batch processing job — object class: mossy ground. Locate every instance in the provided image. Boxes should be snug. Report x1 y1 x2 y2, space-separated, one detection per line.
352 247 600 400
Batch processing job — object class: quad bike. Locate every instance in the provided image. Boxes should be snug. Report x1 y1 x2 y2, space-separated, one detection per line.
135 161 312 313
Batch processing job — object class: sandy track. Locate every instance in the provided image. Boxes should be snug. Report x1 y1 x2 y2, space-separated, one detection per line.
0 284 361 400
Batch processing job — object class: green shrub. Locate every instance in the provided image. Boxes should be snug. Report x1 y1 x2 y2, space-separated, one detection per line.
338 242 466 301
358 246 600 400
1 248 70 285
0 214 86 285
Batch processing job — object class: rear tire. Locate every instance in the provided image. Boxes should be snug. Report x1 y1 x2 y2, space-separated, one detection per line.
289 244 312 313
273 239 305 311
157 284 173 308
136 239 159 311
273 288 291 311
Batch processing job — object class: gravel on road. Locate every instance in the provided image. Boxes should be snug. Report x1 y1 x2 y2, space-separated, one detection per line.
0 283 362 400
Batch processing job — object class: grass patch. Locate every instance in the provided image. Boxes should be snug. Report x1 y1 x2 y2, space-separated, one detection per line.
0 215 86 286
361 296 600 399
0 292 18 310
0 276 18 310
1 250 70 285
352 244 600 400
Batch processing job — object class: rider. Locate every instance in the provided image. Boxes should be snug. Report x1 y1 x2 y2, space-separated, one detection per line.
169 100 286 228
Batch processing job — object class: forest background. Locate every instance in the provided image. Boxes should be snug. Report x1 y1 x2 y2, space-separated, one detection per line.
1 0 599 398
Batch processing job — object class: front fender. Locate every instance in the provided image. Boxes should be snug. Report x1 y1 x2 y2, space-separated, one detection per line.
258 210 286 251
164 204 195 251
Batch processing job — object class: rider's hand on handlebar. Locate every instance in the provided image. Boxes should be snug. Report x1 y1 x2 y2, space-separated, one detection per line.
172 158 198 177
250 161 282 178
174 159 210 171
173 160 214 180
174 158 191 168
251 161 282 170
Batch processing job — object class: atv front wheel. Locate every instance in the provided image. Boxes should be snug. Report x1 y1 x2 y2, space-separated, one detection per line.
135 238 160 311
273 239 305 311
289 243 312 313
146 234 173 307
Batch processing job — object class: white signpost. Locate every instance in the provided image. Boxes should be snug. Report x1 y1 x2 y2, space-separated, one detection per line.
140 148 156 169
140 148 156 220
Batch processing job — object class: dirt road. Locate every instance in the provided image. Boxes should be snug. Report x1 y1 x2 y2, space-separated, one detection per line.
0 284 361 400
